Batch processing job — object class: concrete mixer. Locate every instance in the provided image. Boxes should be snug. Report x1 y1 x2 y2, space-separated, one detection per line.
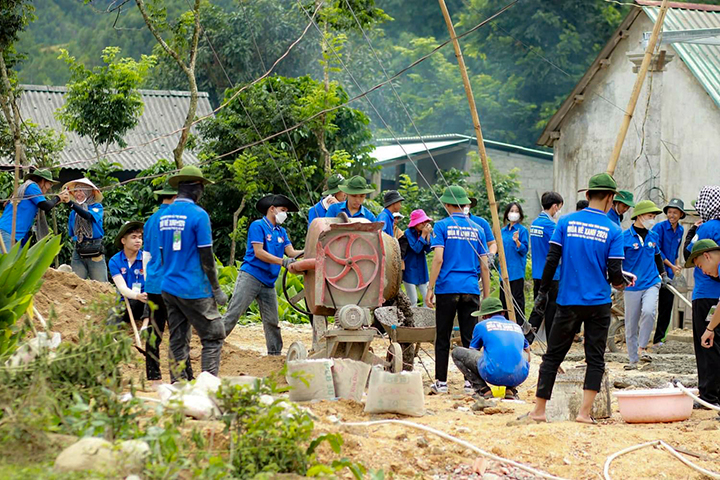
282 215 408 371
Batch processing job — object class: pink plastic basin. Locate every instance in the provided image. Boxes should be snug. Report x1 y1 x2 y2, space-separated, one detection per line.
614 388 697 423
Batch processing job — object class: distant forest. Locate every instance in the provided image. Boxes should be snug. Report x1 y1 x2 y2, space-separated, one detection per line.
14 0 720 148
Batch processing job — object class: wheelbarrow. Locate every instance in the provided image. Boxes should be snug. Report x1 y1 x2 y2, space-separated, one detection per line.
373 306 436 371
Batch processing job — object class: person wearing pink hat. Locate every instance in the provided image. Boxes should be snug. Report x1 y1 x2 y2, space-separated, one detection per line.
401 209 433 306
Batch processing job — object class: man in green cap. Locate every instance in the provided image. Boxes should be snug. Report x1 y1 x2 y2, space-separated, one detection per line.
427 185 490 394
108 221 146 325
451 297 530 400
0 169 62 248
526 173 630 424
687 241 720 354
607 190 635 226
325 175 376 221
308 174 346 225
159 166 227 380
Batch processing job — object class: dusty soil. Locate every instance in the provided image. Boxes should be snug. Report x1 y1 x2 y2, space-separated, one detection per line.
33 273 720 479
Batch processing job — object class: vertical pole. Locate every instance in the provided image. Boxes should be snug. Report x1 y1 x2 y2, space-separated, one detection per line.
607 0 670 176
10 137 21 248
437 0 517 323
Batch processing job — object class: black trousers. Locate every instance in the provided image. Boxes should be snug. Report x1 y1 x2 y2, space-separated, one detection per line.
499 278 525 324
113 298 145 326
536 304 611 400
692 298 720 405
434 293 479 382
653 286 675 344
143 293 192 381
527 279 559 343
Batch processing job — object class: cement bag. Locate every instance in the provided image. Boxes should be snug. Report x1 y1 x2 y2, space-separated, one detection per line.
332 359 372 402
364 368 425 417
286 359 336 402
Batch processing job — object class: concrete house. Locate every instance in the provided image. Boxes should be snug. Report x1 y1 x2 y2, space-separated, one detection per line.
371 134 553 219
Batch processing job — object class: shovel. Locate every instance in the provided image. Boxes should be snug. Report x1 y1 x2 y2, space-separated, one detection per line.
124 296 147 355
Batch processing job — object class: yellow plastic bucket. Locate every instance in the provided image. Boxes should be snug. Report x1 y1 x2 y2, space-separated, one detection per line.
490 385 506 398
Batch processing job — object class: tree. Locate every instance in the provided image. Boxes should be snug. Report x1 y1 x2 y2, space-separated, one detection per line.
55 46 155 161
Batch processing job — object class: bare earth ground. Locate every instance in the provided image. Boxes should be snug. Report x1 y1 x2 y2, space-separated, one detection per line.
33 270 720 479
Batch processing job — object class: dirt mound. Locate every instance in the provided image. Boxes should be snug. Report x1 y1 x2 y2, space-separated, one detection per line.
34 268 116 340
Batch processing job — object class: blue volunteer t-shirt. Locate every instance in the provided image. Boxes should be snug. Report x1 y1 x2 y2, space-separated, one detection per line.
143 203 168 295
377 208 395 237
688 219 720 301
308 199 327 226
500 223 529 281
470 315 530 388
402 227 431 285
469 214 495 243
623 226 662 291
530 212 561 281
325 201 377 221
431 213 487 295
159 199 213 300
607 207 621 226
68 203 105 240
108 249 145 299
0 182 46 241
552 208 624 306
652 220 684 279
241 217 292 287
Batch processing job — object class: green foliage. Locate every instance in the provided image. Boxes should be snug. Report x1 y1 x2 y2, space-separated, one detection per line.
0 234 61 356
0 116 66 168
55 46 156 155
0 0 34 51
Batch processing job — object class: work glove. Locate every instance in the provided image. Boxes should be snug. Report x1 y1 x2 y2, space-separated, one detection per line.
661 272 672 287
282 257 296 269
212 287 228 307
532 291 548 319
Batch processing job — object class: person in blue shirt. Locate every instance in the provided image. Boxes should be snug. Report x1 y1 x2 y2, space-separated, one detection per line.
378 190 404 237
527 191 564 344
687 240 720 352
622 200 668 369
499 202 529 324
607 190 634 226
576 199 589 211
108 221 147 326
308 174 346 225
223 194 304 355
466 197 498 258
652 198 686 346
526 173 629 424
402 209 433 306
427 185 490 395
60 178 108 282
325 175 377 221
683 186 720 407
159 166 227 380
452 297 530 400
0 169 61 250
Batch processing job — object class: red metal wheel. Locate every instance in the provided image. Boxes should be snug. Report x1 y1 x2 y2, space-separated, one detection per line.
323 233 380 293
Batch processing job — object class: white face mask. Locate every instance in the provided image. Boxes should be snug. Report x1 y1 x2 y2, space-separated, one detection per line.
508 212 521 223
553 208 562 220
275 211 288 225
641 217 656 229
463 206 470 215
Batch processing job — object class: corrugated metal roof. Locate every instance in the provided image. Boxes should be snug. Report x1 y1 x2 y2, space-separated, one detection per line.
372 139 469 164
644 2 720 110
2 85 214 170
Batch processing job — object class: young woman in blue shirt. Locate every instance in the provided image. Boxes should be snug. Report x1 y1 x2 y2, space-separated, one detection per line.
500 202 529 324
402 209 433 306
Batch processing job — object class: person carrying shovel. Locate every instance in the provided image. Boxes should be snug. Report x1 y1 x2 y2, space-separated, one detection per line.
108 221 147 325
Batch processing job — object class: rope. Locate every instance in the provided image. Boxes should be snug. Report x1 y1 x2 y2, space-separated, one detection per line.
603 440 720 480
675 381 720 411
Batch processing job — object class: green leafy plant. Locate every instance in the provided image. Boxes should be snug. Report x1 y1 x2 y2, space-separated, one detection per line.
0 234 61 356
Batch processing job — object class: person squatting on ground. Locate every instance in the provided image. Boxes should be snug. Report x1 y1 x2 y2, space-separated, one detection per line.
527 191 564 344
0 169 61 250
684 186 720 408
401 209 433 307
325 175 376 221
527 173 630 424
61 178 108 282
223 194 303 356
427 185 491 395
652 198 686 346
499 202 529 324
452 297 530 401
607 190 635 226
308 174 346 225
108 221 146 325
621 200 669 370
378 190 404 237
159 166 228 380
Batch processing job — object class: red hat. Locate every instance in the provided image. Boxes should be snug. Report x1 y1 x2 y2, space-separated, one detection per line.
408 209 432 228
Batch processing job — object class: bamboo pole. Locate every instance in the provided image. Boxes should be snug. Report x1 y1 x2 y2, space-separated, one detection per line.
10 137 21 248
607 0 670 176
437 0 517 323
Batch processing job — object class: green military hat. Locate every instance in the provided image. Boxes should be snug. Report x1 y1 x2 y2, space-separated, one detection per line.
664 198 686 219
471 297 506 317
168 165 214 188
114 221 144 249
631 200 662 219
339 175 375 195
614 190 636 208
439 185 471 206
26 169 59 184
153 184 178 198
578 173 618 193
685 239 720 268
322 174 346 196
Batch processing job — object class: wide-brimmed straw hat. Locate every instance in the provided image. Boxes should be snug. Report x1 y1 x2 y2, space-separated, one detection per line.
63 177 103 203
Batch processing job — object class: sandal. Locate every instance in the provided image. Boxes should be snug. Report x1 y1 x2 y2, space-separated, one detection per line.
504 388 519 401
